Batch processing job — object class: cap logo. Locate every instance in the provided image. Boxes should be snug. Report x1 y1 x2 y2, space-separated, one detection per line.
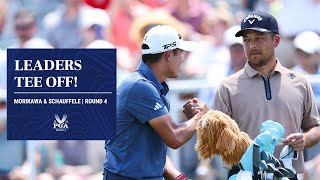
163 41 176 50
248 19 255 24
243 14 263 23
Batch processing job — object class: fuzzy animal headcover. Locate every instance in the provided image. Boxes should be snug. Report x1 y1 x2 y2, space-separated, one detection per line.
195 110 252 165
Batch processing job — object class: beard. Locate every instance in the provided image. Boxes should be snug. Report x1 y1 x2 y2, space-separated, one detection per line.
248 54 272 67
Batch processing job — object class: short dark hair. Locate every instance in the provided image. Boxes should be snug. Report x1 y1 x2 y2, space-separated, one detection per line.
270 32 277 39
142 43 179 63
142 52 164 63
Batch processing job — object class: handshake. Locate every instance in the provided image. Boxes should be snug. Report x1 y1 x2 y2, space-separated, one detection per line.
182 98 208 120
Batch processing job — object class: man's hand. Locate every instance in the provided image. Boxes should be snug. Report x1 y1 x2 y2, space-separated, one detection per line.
183 98 208 120
284 133 306 152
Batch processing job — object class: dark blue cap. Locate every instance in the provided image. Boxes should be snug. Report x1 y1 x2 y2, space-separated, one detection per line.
235 11 279 37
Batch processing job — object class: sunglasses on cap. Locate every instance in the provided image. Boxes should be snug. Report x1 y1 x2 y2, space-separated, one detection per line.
15 22 35 30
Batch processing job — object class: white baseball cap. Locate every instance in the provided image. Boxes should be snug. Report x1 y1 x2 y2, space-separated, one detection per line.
293 31 320 54
224 25 243 46
81 8 110 29
141 25 196 54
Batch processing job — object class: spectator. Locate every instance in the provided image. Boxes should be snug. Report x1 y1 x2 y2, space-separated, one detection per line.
291 31 320 75
183 7 232 78
80 7 113 48
0 0 7 36
166 0 210 33
43 0 84 48
108 0 146 53
9 9 52 48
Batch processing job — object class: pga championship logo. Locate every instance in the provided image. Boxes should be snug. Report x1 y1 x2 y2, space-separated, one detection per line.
53 114 69 131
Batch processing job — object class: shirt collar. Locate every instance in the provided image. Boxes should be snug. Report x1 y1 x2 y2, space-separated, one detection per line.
136 62 169 95
244 59 284 78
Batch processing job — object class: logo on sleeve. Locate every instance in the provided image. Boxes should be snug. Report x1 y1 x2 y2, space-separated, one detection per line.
153 102 163 110
287 73 296 79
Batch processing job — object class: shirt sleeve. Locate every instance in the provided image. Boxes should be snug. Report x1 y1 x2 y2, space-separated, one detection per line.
125 80 169 124
301 79 320 131
213 83 232 117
